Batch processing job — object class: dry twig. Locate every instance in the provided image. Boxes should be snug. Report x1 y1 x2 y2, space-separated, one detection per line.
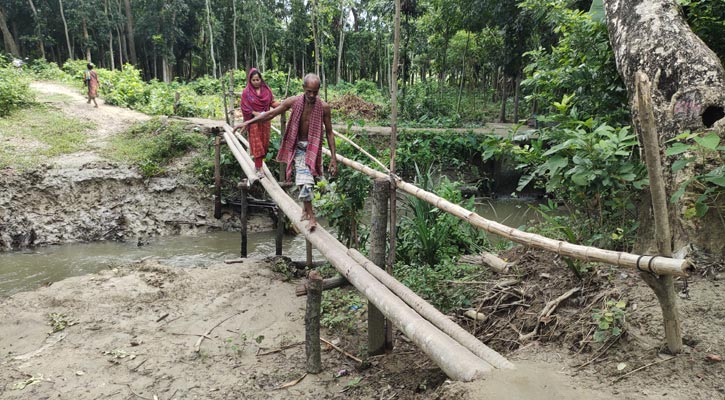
321 337 363 364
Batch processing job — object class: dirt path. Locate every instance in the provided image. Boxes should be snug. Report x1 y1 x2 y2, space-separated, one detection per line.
30 81 151 168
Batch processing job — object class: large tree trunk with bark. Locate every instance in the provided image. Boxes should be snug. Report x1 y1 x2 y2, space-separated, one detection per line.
124 0 137 65
0 7 20 56
603 0 725 257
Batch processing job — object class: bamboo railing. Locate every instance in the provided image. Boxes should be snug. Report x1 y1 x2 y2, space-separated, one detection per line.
224 124 511 381
309 129 691 277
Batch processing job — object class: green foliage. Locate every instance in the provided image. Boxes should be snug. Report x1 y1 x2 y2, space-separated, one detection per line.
395 261 478 312
666 131 725 220
513 96 644 250
592 299 627 342
395 130 483 177
108 117 204 177
315 137 375 248
320 289 366 333
679 0 725 63
0 66 34 116
521 1 629 125
397 166 489 267
47 312 76 333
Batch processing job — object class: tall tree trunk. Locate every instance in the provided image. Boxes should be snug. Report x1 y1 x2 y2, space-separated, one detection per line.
498 75 508 122
311 0 320 76
232 0 238 71
82 18 91 61
205 0 217 78
27 0 45 58
0 7 19 56
105 0 114 70
124 0 137 65
57 0 72 59
603 0 725 256
513 75 521 123
336 0 346 84
456 32 471 115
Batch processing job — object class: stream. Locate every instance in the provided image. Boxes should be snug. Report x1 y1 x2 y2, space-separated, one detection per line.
0 197 541 297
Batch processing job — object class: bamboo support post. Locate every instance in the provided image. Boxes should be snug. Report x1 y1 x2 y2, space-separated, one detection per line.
239 179 248 258
275 206 284 256
318 145 691 277
213 131 222 219
368 178 390 355
635 72 682 354
221 124 499 380
305 270 323 374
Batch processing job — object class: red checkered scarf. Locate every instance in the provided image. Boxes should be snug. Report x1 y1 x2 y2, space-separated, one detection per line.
277 95 325 180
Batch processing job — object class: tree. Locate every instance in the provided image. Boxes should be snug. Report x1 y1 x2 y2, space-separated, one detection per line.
0 4 20 56
603 0 725 256
603 0 725 354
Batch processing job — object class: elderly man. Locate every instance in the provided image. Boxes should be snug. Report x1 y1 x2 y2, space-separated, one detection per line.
236 73 338 231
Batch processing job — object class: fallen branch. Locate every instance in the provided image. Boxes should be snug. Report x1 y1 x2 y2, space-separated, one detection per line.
194 312 244 353
520 287 580 341
257 341 305 356
320 337 363 364
273 373 307 390
459 252 511 273
613 355 677 382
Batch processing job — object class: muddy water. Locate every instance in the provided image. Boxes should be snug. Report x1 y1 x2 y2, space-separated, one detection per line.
0 231 322 297
1 197 539 297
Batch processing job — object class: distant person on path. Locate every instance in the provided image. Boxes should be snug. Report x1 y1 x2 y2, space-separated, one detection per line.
240 68 279 178
84 63 99 108
235 73 337 232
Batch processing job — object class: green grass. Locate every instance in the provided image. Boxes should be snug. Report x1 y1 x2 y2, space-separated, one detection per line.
0 104 93 168
106 117 205 177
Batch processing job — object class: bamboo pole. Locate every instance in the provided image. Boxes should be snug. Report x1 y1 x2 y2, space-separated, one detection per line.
318 145 691 277
635 72 682 354
222 125 498 381
348 249 514 370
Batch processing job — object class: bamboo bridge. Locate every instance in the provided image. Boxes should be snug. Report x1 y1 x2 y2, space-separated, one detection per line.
213 121 691 382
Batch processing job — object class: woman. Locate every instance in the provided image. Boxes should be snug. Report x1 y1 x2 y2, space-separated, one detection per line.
240 68 279 178
84 63 99 108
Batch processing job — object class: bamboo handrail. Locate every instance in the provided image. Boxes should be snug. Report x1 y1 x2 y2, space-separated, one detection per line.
271 125 389 174
310 137 691 277
223 124 507 380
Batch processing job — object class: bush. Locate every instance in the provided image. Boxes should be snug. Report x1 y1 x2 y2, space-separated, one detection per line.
0 67 34 116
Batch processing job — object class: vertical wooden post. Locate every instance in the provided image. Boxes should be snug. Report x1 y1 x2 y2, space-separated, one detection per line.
305 270 323 374
635 72 682 354
368 178 390 355
213 131 222 219
239 179 248 258
275 206 284 256
306 240 313 267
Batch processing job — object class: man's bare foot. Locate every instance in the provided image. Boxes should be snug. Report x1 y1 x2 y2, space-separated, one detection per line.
306 218 317 232
300 212 309 221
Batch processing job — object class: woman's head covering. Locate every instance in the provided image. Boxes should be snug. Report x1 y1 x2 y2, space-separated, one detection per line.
241 68 274 121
